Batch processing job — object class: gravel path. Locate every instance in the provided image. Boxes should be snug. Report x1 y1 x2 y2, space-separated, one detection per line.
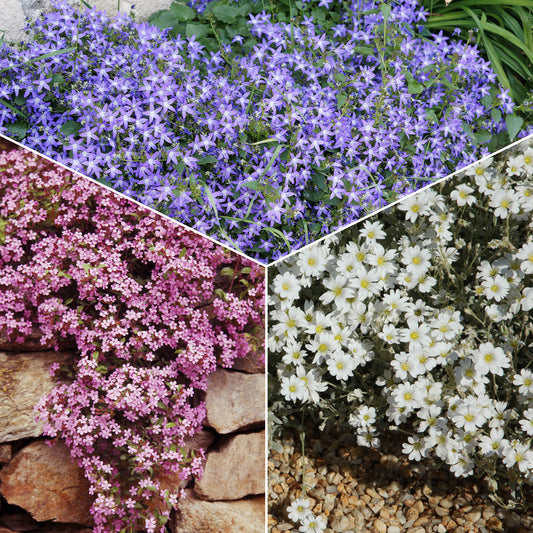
268 425 533 533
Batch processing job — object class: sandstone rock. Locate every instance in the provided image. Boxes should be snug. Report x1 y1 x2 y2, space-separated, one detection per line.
0 351 73 443
194 431 265 500
175 489 264 533
183 429 216 452
204 369 265 434
0 440 93 526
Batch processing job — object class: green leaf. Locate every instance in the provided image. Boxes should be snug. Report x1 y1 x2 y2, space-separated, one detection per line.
212 5 240 23
170 2 196 20
311 172 328 191
150 11 184 31
491 108 502 123
220 267 235 276
242 180 266 191
505 113 523 141
60 120 82 137
197 154 217 165
380 3 392 21
405 72 424 94
336 93 347 110
185 23 209 40
5 120 28 140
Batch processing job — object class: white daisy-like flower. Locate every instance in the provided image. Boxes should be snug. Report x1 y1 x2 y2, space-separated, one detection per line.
472 342 510 376
296 245 330 277
273 271 301 300
481 275 510 302
489 189 520 219
287 498 312 523
326 349 356 381
517 242 533 274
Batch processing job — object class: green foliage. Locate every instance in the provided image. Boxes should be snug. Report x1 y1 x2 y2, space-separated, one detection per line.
421 0 533 104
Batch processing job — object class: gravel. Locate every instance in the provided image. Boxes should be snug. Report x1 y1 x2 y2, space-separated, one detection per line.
268 426 533 533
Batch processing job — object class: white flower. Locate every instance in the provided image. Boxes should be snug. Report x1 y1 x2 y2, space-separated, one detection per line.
273 272 301 300
489 189 520 219
403 435 426 461
481 275 510 302
280 374 307 402
299 514 327 533
502 442 533 473
360 220 386 242
287 498 312 523
319 275 354 310
271 307 306 339
399 317 432 349
296 245 330 277
398 194 431 222
452 399 487 432
472 342 510 376
401 245 432 275
282 341 307 366
516 242 533 274
513 369 533 396
478 428 507 457
506 155 524 176
349 265 381 300
366 243 397 276
450 183 476 206
327 350 356 381
349 406 377 428
465 156 492 178
519 409 533 436
392 382 423 410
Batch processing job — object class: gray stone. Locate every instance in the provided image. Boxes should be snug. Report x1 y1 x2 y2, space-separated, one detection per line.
204 369 265 434
0 440 93 525
194 431 265 500
175 489 264 533
0 351 73 443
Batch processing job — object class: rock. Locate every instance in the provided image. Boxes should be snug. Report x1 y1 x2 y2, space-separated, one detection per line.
373 518 387 533
0 351 72 443
0 444 11 463
194 431 265 500
204 369 264 434
466 509 482 523
0 440 93 525
183 429 216 452
174 489 264 533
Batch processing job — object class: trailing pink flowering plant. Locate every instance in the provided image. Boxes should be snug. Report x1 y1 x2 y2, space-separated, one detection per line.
0 147 264 532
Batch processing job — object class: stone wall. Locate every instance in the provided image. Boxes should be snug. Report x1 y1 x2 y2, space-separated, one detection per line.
0 0 173 42
0 330 266 532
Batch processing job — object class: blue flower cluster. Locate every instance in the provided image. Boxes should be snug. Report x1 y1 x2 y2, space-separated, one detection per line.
0 0 516 262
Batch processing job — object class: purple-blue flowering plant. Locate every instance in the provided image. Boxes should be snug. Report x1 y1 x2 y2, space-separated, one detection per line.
0 0 528 262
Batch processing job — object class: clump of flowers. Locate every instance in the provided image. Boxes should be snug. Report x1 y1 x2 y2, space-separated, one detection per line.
269 135 533 522
0 147 264 532
0 0 523 261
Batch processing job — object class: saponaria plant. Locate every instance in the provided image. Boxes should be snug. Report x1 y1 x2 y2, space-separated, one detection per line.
0 147 265 533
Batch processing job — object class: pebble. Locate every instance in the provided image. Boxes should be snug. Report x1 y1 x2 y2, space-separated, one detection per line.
268 430 533 533
373 518 387 533
466 509 482 523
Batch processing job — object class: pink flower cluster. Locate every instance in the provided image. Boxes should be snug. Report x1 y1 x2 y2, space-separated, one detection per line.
0 148 265 532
